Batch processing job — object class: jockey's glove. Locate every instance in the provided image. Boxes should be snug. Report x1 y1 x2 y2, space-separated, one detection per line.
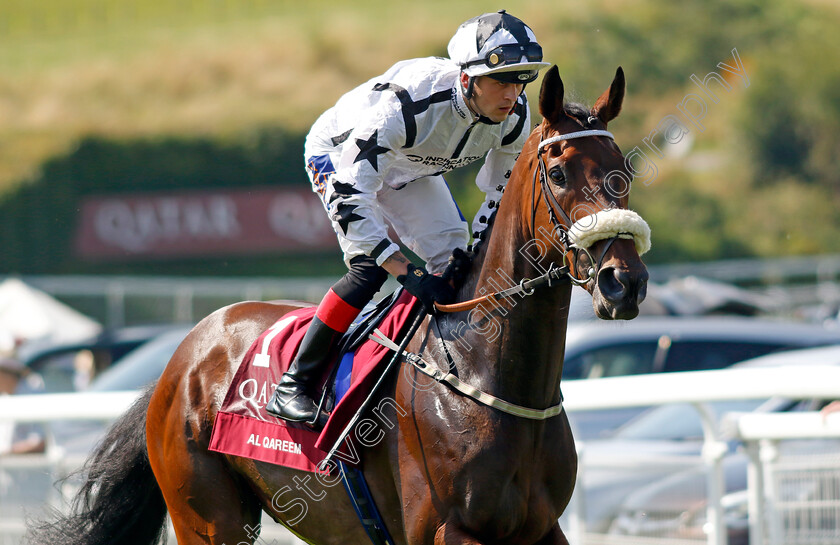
397 264 456 312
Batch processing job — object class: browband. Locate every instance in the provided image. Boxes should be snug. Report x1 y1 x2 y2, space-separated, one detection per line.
538 130 615 152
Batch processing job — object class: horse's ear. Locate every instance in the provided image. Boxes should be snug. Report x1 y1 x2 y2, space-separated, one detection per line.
539 65 565 124
592 67 625 125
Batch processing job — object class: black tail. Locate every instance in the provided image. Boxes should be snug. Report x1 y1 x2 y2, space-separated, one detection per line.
27 385 168 545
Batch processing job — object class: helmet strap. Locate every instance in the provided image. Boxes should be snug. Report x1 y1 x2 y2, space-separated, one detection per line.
463 74 476 100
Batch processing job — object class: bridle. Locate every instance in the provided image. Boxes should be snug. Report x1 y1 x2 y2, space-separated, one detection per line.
376 129 644 421
532 127 618 286
434 126 624 314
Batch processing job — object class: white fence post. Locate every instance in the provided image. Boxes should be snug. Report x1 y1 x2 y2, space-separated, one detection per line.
568 442 587 545
694 402 730 545
760 440 783 545
746 440 766 545
735 410 840 545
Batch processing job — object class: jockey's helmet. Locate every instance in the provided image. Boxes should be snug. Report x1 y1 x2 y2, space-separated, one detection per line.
448 10 550 84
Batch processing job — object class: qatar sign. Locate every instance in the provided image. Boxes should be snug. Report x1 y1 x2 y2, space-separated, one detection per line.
74 187 337 260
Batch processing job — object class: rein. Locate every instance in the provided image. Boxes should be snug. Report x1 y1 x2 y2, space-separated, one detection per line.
434 261 570 313
398 128 648 420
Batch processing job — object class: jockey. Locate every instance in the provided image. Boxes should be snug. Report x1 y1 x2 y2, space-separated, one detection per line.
266 10 550 423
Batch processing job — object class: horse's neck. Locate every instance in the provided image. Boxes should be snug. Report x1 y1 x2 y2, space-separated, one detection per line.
451 198 571 408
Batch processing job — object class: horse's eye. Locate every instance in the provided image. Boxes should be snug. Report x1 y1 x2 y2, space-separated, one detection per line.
549 167 566 186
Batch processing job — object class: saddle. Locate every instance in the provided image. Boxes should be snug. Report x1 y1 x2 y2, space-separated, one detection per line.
309 287 409 423
311 249 472 423
208 287 420 472
209 250 470 471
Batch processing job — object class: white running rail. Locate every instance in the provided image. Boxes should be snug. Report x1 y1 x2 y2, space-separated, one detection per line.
2 366 840 545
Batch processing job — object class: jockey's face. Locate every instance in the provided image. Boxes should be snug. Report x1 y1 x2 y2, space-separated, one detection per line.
464 74 524 123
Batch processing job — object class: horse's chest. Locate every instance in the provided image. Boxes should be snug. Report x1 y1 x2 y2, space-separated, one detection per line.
431 416 577 539
454 428 576 543
463 425 573 493
395 375 577 542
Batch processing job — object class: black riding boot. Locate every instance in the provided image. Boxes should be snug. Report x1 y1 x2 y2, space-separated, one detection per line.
265 316 341 423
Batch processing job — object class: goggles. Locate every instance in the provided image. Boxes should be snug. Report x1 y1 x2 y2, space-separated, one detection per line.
463 43 543 69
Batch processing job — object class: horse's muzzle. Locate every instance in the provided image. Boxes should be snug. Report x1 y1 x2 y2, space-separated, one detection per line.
594 265 649 320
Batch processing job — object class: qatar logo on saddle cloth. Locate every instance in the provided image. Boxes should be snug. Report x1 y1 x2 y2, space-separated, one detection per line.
208 290 418 473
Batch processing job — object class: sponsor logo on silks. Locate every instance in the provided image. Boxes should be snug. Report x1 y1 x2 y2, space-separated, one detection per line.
246 433 303 454
405 154 483 170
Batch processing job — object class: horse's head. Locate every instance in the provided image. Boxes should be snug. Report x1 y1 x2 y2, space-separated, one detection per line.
531 66 649 319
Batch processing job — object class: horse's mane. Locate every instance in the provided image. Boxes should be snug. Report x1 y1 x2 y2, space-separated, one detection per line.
563 102 597 128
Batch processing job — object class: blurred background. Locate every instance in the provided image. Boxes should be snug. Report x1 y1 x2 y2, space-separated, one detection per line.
2 1 840 544
2 0 839 327
2 0 840 272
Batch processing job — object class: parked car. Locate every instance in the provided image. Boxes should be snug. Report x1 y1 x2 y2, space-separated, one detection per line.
48 325 195 456
562 316 840 439
1 325 195 521
607 421 839 545
6 322 296 545
562 398 766 535
568 275 771 321
603 344 840 543
85 325 195 392
15 323 191 394
563 317 840 380
608 455 752 544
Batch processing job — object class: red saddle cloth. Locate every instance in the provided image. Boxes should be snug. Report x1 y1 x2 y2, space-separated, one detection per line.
208 290 419 473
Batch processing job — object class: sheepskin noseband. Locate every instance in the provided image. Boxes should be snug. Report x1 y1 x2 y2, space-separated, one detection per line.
567 208 651 255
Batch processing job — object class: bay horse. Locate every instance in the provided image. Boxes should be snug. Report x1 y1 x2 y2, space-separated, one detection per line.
28 66 648 545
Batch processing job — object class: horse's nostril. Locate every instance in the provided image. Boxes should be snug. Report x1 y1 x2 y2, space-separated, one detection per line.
597 267 626 300
598 266 649 306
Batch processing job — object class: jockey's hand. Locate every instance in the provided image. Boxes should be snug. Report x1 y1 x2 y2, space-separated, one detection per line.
397 264 455 311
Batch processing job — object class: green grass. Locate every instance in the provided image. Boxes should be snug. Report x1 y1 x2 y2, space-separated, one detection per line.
0 0 500 192
3 0 840 264
2 0 489 73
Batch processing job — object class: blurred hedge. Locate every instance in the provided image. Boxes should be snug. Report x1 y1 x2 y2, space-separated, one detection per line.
0 126 482 276
0 127 353 276
3 0 840 276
